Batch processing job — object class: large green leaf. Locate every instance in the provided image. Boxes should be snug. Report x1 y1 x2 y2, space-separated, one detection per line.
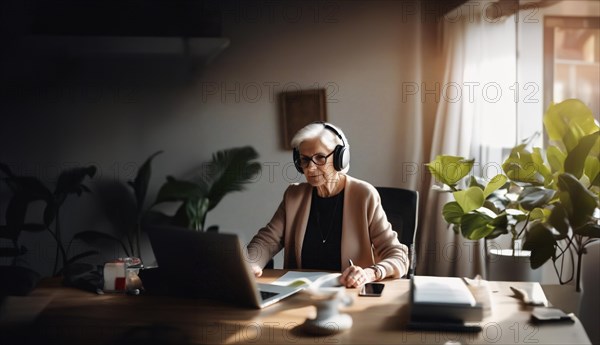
469 176 484 189
200 146 261 211
564 133 599 179
490 214 508 227
155 177 206 204
557 173 598 228
575 224 600 238
453 187 485 213
523 223 555 269
460 212 494 240
186 197 210 231
584 156 600 188
517 187 555 211
442 202 463 224
483 174 508 198
547 204 569 239
483 200 500 215
152 147 261 231
533 148 552 180
546 146 566 174
54 166 97 201
529 207 551 222
426 155 474 187
502 146 545 185
485 226 509 239
129 151 163 213
544 99 598 152
486 214 509 239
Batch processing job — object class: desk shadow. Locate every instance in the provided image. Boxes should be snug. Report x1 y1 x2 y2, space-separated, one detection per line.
283 290 412 340
259 295 315 317
27 293 264 345
115 325 192 345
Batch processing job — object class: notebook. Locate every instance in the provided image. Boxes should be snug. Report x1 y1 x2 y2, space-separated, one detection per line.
409 275 483 328
145 225 304 308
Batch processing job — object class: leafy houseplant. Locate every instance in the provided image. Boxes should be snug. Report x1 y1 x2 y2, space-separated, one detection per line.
427 99 599 292
75 151 162 261
153 146 261 231
0 163 97 276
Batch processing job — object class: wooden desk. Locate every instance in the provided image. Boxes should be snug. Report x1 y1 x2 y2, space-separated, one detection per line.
0 270 591 344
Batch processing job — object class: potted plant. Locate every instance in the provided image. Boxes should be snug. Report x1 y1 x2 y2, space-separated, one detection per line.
152 146 261 231
0 163 97 282
74 151 163 262
427 99 599 294
425 155 532 280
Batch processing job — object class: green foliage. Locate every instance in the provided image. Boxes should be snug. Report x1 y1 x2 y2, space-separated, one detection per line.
426 156 474 189
428 99 599 291
153 146 261 231
87 151 162 260
1 146 262 275
0 163 97 275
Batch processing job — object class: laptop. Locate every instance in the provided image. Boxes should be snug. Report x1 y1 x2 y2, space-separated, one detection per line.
145 225 304 308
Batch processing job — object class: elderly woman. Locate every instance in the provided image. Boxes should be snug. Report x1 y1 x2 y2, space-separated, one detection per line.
247 122 408 288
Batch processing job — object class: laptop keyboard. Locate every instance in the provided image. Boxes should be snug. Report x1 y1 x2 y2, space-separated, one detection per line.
260 290 279 300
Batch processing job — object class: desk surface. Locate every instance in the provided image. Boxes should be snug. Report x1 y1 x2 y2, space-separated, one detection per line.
0 270 591 345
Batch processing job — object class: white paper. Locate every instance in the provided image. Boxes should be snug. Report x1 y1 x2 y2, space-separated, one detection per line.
271 271 342 288
413 276 476 306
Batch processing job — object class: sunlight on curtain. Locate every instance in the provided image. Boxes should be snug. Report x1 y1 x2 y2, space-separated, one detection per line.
469 15 517 176
418 1 518 278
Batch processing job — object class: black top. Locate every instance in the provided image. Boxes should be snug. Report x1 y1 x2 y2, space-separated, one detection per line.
301 188 344 271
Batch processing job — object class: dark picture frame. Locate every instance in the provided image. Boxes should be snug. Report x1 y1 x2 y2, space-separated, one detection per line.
280 88 327 150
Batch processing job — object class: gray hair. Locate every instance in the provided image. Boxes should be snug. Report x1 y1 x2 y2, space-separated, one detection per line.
291 122 350 173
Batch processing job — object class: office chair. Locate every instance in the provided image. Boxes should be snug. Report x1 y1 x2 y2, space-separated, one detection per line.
375 187 419 278
265 187 420 274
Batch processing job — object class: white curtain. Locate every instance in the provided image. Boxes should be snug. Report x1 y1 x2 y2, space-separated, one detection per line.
417 1 517 278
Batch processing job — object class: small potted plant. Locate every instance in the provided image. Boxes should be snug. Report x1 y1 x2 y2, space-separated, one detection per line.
427 99 599 295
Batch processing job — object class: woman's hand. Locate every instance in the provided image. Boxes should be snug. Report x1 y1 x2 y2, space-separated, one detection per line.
251 264 263 278
340 265 375 288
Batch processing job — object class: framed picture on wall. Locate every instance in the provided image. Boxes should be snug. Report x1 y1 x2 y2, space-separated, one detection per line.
280 88 327 150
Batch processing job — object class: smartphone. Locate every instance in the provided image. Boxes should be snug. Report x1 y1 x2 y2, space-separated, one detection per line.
359 282 385 297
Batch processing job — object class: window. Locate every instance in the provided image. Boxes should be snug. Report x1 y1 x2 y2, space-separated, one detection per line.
544 16 600 121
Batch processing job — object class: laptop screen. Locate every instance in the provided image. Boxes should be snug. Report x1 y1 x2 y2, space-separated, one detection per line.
145 225 261 307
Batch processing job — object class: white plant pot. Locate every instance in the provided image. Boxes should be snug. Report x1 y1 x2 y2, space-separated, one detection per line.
542 284 583 316
486 249 542 282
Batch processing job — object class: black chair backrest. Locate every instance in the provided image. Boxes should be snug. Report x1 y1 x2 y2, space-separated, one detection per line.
375 187 419 278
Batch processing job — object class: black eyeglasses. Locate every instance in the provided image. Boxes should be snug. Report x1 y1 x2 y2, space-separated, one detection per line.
296 151 335 169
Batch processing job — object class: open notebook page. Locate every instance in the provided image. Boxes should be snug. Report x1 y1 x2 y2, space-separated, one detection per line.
413 276 476 306
270 271 342 288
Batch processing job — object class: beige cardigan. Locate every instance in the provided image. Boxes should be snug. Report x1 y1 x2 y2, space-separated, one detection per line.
247 175 409 279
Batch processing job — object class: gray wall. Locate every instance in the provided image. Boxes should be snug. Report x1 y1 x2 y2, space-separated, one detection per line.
1 1 430 275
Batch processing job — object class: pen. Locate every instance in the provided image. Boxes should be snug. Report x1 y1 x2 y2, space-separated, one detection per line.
348 259 354 267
